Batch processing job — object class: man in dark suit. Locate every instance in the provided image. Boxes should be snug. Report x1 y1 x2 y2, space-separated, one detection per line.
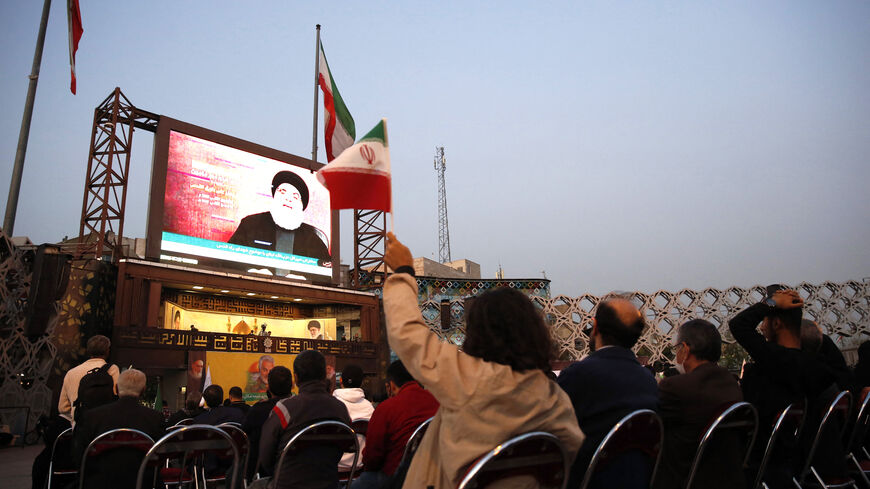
557 296 659 489
73 368 165 489
654 319 744 489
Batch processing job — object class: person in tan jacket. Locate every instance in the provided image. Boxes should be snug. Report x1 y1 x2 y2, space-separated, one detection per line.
383 232 584 489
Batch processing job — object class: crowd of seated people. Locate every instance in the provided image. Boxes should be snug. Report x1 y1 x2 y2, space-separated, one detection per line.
33 235 870 489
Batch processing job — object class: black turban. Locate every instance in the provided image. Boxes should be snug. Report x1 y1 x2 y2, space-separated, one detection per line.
271 170 310 210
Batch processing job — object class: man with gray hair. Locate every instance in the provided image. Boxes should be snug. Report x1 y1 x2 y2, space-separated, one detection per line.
653 319 744 489
58 334 119 423
73 368 165 488
801 319 852 391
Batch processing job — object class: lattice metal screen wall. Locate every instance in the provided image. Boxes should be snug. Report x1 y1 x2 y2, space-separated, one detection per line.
0 231 54 437
0 229 117 437
411 280 869 364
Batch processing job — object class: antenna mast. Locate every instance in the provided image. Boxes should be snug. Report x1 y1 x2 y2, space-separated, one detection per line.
434 146 451 263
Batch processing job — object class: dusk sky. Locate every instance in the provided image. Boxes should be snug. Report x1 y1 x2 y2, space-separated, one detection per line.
1 1 868 297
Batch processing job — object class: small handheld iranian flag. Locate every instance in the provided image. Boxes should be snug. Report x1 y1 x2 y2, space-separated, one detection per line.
318 42 355 162
316 119 391 212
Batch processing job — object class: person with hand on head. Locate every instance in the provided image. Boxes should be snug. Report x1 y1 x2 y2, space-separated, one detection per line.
731 286 844 487
382 232 583 489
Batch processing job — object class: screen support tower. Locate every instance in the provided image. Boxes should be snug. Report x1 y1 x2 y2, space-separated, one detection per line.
77 88 158 262
353 210 386 288
435 146 451 264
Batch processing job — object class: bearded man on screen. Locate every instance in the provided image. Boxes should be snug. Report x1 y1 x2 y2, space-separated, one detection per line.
228 170 331 267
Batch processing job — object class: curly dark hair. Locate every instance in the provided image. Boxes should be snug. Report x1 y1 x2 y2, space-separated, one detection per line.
462 287 554 373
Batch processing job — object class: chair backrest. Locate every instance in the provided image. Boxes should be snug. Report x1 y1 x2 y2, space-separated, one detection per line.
685 401 758 489
217 423 250 488
351 419 369 436
50 427 75 470
797 390 852 484
47 427 76 489
79 428 154 489
398 416 434 469
273 420 359 489
753 401 807 489
135 424 239 489
847 390 870 453
579 409 664 489
457 431 569 489
175 418 195 426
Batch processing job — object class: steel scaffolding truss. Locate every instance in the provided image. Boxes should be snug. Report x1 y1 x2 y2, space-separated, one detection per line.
353 209 386 288
77 88 157 261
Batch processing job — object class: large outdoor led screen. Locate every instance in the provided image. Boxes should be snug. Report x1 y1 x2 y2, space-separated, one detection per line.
146 118 338 283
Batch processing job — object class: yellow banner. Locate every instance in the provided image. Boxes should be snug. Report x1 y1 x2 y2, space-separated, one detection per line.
165 302 336 340
206 351 297 403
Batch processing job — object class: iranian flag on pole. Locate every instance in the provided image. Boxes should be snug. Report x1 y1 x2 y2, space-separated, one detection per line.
67 0 83 94
316 119 391 212
318 43 355 162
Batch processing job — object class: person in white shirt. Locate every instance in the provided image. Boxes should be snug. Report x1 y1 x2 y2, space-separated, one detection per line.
332 364 374 472
58 335 119 423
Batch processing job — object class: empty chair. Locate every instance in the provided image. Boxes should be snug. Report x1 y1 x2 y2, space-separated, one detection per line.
847 390 870 479
47 427 77 489
204 423 250 489
794 391 855 489
847 389 870 487
135 424 239 489
579 409 663 489
685 402 758 489
752 402 807 489
351 419 369 436
78 428 154 489
457 431 570 489
272 420 359 489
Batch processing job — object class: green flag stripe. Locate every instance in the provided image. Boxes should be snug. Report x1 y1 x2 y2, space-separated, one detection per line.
359 120 387 146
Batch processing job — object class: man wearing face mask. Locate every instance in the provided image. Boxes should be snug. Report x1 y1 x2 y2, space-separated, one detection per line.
653 319 744 489
228 170 331 267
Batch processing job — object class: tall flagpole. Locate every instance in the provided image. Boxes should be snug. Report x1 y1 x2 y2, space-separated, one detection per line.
310 24 321 169
4 0 52 235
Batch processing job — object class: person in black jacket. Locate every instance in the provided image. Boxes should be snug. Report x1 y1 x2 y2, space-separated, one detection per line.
194 385 245 425
258 350 351 489
73 368 165 489
242 365 293 480
730 287 842 488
